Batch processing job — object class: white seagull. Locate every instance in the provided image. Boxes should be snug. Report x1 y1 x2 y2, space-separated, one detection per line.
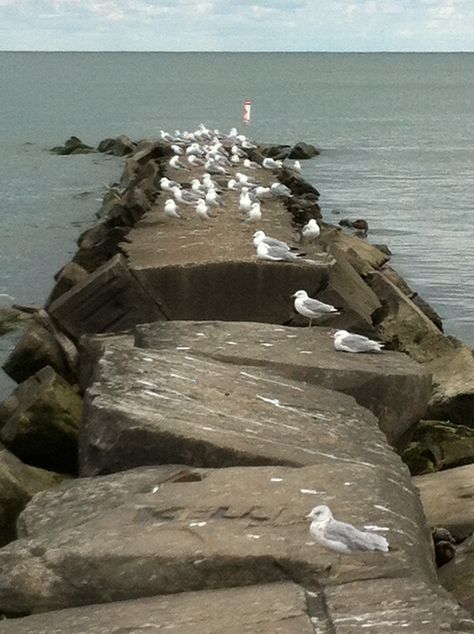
256 242 304 262
245 202 262 222
195 199 214 220
306 506 389 554
164 199 183 219
292 290 339 327
160 177 179 192
252 230 296 252
332 330 384 353
239 188 253 214
169 155 189 171
270 182 292 197
262 157 283 170
301 218 320 242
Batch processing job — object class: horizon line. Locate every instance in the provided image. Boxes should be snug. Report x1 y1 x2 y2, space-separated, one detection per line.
1 49 473 54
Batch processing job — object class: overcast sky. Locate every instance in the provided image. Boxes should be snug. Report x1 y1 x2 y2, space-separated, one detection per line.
0 0 473 51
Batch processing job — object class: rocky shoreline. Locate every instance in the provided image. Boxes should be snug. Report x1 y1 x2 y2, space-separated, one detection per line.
0 129 473 631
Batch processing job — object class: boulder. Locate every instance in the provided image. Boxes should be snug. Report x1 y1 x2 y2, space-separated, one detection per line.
80 338 400 475
48 254 166 341
0 462 437 615
3 321 76 384
46 262 88 306
0 307 31 336
382 265 443 331
367 270 453 363
0 444 64 546
72 224 131 273
439 533 474 618
0 583 318 632
414 464 474 541
321 227 390 270
288 142 320 159
315 244 382 329
402 420 474 476
50 137 95 155
0 366 82 474
134 320 431 445
258 144 292 159
97 135 136 156
427 343 474 426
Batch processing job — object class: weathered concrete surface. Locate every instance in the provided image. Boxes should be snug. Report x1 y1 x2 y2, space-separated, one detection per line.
121 164 333 324
134 320 431 444
414 464 474 541
48 254 165 341
79 340 398 475
46 261 88 306
439 533 474 619
0 366 82 474
0 583 318 633
0 444 64 546
0 463 437 615
319 226 390 270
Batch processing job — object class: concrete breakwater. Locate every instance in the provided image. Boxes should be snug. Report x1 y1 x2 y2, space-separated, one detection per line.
0 129 473 631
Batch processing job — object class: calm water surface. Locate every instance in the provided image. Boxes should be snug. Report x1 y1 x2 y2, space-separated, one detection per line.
1 52 473 396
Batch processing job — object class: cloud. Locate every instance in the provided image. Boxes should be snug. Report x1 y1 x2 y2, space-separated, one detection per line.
1 0 473 50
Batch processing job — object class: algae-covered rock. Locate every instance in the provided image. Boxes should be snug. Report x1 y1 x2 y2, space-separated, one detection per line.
0 307 31 336
0 366 82 474
50 136 95 155
0 443 65 546
402 420 474 475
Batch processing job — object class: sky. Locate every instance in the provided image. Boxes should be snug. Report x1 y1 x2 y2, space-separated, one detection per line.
0 0 473 51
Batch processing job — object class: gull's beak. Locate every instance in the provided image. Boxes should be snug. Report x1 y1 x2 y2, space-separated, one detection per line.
305 512 313 519
291 293 297 298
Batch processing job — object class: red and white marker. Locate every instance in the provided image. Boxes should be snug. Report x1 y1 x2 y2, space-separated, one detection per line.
243 99 252 125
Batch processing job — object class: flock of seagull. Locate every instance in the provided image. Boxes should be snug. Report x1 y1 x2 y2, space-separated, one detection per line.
158 124 385 356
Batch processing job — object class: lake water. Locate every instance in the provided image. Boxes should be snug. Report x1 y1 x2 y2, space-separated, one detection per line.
1 52 473 397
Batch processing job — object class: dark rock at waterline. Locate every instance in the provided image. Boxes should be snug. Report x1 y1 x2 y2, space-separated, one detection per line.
0 444 65 547
46 262 88 306
97 135 136 157
50 136 95 155
402 420 474 476
288 141 320 159
258 144 292 160
439 533 474 617
0 366 82 474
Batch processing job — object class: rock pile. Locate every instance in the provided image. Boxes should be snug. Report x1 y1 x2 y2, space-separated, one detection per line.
1 126 473 630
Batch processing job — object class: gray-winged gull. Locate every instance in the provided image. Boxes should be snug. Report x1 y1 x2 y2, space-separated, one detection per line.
306 505 389 553
292 290 339 326
332 330 384 353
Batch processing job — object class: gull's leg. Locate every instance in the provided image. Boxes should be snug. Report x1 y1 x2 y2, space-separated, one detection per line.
308 317 312 328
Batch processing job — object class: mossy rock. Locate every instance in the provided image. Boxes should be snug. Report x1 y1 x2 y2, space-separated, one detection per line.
0 367 82 474
0 308 31 336
402 419 474 475
0 443 66 546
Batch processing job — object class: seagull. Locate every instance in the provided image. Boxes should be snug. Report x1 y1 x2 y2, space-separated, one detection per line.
227 179 239 191
206 188 224 207
252 230 298 252
195 199 214 220
292 290 340 326
332 330 384 353
188 154 205 167
239 188 253 214
164 199 183 219
235 172 258 187
160 177 179 192
254 186 272 199
243 158 261 170
172 186 198 205
230 154 240 164
169 155 189 171
270 182 292 197
245 202 262 222
160 130 176 143
262 157 283 170
306 506 389 554
171 144 184 155
191 179 206 195
256 242 305 262
301 218 320 242
293 160 302 172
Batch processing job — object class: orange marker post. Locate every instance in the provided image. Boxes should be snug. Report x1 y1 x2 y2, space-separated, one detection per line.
243 99 252 125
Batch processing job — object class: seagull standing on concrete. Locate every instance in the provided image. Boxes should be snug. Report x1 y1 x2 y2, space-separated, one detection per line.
292 290 339 327
195 199 214 220
262 157 283 170
164 199 183 219
169 155 189 171
301 218 320 243
245 202 262 222
332 330 384 353
306 506 389 553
